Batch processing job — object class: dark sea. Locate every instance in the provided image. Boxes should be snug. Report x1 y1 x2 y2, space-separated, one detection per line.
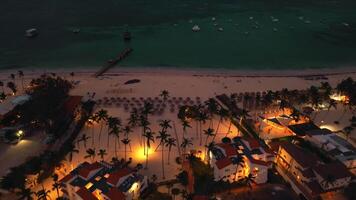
1 0 356 70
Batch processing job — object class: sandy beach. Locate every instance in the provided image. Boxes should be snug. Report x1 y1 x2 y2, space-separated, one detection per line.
0 67 355 199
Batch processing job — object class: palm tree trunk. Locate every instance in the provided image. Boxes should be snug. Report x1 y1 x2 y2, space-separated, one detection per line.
92 126 94 147
99 124 103 144
167 147 171 165
172 122 181 157
145 143 149 169
225 121 232 137
199 122 203 145
124 144 127 161
196 121 198 138
161 145 165 179
114 138 118 158
212 118 221 142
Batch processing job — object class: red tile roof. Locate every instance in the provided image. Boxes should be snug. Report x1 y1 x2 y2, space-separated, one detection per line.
280 142 320 168
249 158 269 166
107 168 132 186
76 187 98 200
105 187 126 200
217 143 237 157
215 157 232 169
64 96 82 113
244 138 260 149
59 174 74 183
78 162 102 179
313 162 353 180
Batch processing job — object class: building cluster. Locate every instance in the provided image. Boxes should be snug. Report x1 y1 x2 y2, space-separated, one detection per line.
60 161 148 200
209 137 274 184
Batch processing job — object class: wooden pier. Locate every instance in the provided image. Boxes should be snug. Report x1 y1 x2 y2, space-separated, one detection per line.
94 48 133 77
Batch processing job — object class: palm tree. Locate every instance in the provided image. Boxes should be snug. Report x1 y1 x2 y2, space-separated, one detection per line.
243 173 256 188
87 115 96 146
52 181 61 199
165 137 176 165
16 187 34 200
197 111 208 145
156 129 169 179
18 70 24 91
109 125 121 158
6 81 17 95
142 101 154 116
121 138 131 161
180 137 193 155
181 119 191 138
106 116 121 147
95 109 108 144
84 148 96 162
322 174 336 189
203 128 215 146
143 129 155 169
128 108 139 128
237 109 250 136
160 90 169 101
79 134 90 148
212 108 229 142
97 149 107 161
205 98 219 128
67 145 79 162
36 189 51 200
0 92 6 102
139 114 150 148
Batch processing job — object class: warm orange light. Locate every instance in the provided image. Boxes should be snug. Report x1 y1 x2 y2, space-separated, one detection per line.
134 147 154 162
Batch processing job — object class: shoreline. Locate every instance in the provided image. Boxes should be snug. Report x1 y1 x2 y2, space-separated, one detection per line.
1 66 356 78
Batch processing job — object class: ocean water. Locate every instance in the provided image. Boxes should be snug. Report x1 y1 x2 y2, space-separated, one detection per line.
1 0 356 70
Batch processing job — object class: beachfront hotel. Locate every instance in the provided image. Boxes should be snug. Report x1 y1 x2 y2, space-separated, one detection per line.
275 142 353 200
209 137 274 184
60 161 148 200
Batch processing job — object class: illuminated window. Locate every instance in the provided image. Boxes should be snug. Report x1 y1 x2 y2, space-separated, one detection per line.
85 182 93 189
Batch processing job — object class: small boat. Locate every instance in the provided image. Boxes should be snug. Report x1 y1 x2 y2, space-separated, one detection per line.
72 28 80 34
342 22 350 27
123 31 131 41
192 25 201 32
304 20 311 24
249 16 254 20
218 27 224 32
25 28 38 38
272 18 279 22
189 20 193 23
212 17 216 21
298 16 304 20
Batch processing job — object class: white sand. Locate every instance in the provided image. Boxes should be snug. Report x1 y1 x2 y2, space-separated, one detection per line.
0 68 355 199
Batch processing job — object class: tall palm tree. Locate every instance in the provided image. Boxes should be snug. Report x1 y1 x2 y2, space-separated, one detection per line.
197 111 208 145
95 109 108 144
18 70 24 91
67 145 79 162
52 181 61 199
165 137 176 165
205 98 219 128
97 149 107 161
181 119 191 138
79 134 90 149
139 114 150 148
203 128 215 146
106 116 121 147
160 90 169 101
159 119 172 131
87 115 96 147
143 129 155 169
16 187 34 200
156 129 169 179
36 189 51 200
142 101 154 116
212 108 229 142
128 108 139 128
109 125 121 158
243 173 256 188
6 81 17 95
180 137 193 155
121 138 131 161
84 148 96 162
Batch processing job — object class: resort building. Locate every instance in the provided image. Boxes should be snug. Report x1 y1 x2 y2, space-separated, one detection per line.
60 161 148 200
275 142 353 200
304 128 356 175
209 137 274 184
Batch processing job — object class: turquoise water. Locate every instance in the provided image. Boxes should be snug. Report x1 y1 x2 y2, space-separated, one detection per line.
1 0 356 70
